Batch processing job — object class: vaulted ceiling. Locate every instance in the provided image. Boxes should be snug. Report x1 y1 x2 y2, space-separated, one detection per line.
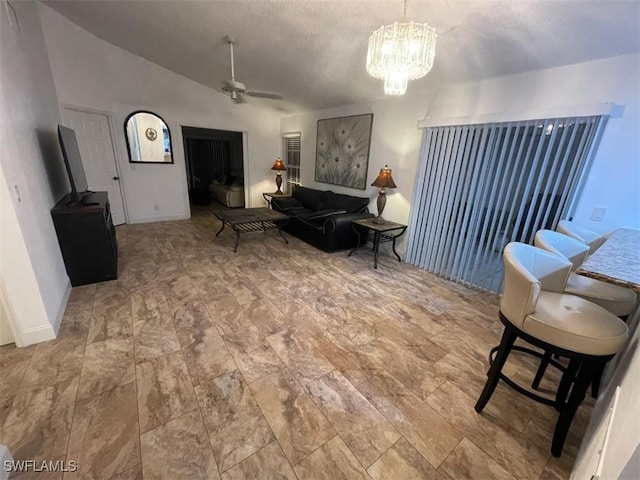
43 0 640 114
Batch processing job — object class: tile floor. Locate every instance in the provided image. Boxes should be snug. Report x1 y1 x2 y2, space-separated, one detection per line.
0 208 593 479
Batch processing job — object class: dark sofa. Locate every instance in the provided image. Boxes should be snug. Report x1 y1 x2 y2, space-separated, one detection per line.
271 185 374 252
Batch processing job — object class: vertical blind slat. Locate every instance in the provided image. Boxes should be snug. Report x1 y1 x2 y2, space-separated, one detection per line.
406 114 606 293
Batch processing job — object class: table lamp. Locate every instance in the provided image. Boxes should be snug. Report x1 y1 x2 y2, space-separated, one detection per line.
371 165 397 224
271 157 287 194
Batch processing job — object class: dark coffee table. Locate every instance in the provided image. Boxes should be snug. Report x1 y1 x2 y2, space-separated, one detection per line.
214 207 289 252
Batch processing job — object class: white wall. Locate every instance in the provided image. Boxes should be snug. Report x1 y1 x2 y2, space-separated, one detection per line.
39 4 282 223
0 1 71 345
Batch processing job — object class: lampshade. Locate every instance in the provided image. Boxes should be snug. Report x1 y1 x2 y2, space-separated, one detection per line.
271 157 287 171
371 165 397 189
366 0 437 95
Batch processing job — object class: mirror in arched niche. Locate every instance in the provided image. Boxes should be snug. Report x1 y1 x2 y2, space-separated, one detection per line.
125 111 173 163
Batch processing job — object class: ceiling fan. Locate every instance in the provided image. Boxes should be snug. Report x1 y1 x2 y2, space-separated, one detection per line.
220 36 283 104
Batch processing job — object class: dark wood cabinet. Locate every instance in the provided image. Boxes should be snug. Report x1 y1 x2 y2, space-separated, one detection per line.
51 191 118 286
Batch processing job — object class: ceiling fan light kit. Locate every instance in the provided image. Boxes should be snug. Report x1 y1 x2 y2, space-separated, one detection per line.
221 36 283 104
366 0 437 95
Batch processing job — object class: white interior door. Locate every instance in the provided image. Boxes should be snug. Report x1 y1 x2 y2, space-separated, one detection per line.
62 108 126 225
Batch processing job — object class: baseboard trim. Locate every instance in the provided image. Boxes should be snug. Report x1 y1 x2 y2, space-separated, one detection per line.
53 280 72 334
20 323 56 346
128 214 189 224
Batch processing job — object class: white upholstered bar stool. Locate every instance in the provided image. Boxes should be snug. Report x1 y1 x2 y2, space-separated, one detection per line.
474 243 628 457
556 219 604 254
533 229 636 396
534 230 637 317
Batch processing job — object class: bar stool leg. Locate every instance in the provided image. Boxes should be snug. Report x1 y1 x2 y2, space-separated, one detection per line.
475 325 517 413
590 362 607 399
555 358 581 408
552 358 599 457
532 350 552 390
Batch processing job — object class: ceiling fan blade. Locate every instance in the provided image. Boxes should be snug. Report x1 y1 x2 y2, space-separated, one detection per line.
245 90 283 100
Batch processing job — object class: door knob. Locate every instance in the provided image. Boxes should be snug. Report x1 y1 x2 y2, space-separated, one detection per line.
113 176 120 180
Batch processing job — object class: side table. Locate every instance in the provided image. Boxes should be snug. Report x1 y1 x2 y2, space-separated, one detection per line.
262 192 292 208
348 218 407 269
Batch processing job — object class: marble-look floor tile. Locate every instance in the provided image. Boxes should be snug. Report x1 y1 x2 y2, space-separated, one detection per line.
428 351 537 434
311 332 378 386
425 381 548 480
222 325 265 356
359 336 444 401
182 326 236 386
358 371 462 469
293 435 370 480
87 303 133 345
0 376 78 463
131 286 172 324
226 278 261 305
267 328 335 385
133 314 181 364
0 344 35 426
189 272 231 300
165 275 200 307
368 437 439 480
171 300 215 348
438 438 515 480
220 441 296 480
305 370 400 467
136 351 198 433
229 340 286 384
140 410 220 479
195 370 274 472
77 337 135 399
57 303 92 339
20 337 85 391
67 283 96 305
108 464 143 480
250 370 336 466
240 299 287 336
66 382 140 480
207 296 256 335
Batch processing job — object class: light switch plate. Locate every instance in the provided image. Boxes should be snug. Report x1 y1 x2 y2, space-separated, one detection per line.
591 207 607 222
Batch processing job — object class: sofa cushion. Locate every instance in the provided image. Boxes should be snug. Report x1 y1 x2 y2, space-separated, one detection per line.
307 208 347 220
324 192 369 213
289 209 316 220
272 197 305 212
293 186 327 211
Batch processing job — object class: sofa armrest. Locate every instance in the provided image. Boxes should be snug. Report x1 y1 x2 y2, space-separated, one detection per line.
324 212 374 234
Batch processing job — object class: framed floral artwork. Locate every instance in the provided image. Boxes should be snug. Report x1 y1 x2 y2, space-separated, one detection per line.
315 114 373 189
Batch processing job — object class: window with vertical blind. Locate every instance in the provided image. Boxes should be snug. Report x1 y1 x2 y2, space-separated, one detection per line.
406 115 606 293
283 133 301 189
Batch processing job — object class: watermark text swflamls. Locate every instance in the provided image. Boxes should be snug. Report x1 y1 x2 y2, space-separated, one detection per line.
4 460 78 473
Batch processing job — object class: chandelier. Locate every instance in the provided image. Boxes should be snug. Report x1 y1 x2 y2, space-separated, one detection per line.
366 0 437 95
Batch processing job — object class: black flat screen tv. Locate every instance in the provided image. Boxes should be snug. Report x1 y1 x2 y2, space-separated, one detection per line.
58 125 89 204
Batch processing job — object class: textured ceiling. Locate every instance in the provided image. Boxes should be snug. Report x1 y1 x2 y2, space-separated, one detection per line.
42 0 640 114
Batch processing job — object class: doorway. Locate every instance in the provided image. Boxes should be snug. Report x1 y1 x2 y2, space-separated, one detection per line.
62 107 127 225
182 127 244 207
